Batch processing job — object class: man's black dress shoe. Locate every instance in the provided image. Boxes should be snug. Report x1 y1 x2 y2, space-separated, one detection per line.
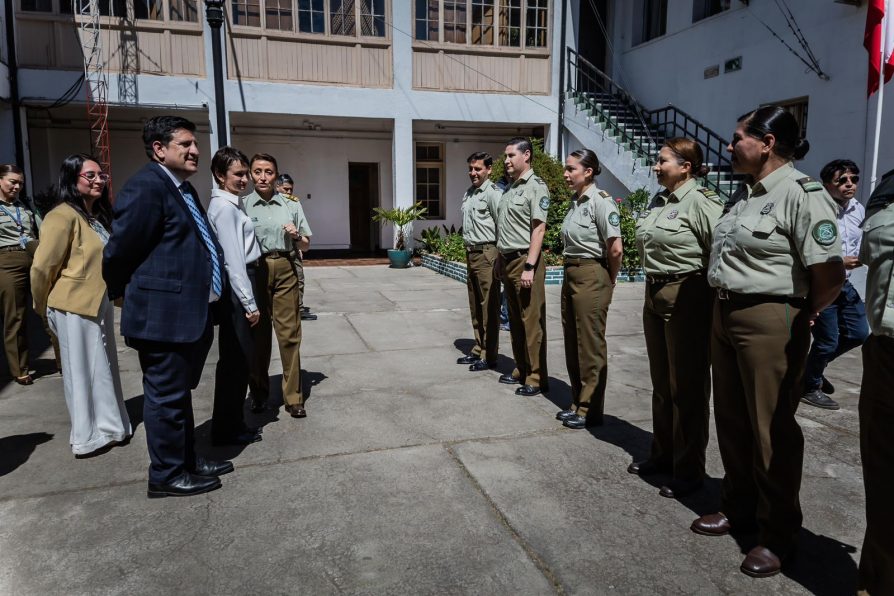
301 306 310 313
555 409 576 421
286 405 307 418
515 385 541 396
300 312 318 321
562 414 602 429
658 478 703 499
627 459 668 476
498 373 520 385
457 355 480 365
469 360 496 371
192 457 234 477
147 471 222 498
249 394 267 413
212 429 262 447
821 376 835 395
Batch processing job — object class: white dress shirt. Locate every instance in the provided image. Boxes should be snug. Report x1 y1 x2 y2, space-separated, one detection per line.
837 198 865 279
207 188 262 313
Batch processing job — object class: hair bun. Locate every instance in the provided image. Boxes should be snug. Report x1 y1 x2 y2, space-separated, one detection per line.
696 164 710 177
793 139 810 160
594 164 602 176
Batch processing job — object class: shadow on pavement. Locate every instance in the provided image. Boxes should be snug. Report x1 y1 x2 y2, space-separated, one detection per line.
0 432 54 476
124 395 145 433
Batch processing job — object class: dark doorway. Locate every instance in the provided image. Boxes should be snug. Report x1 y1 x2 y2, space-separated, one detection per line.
579 0 609 73
348 162 379 252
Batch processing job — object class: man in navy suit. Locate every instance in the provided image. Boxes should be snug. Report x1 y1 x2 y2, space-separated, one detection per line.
104 116 233 498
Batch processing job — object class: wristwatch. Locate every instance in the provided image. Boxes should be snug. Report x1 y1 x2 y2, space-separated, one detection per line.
523 262 535 271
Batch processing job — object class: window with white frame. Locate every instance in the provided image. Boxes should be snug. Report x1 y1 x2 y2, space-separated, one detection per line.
231 0 387 37
415 143 444 219
692 0 731 23
414 0 548 49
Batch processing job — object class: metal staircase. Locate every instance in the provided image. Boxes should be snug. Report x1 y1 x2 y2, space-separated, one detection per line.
566 48 743 200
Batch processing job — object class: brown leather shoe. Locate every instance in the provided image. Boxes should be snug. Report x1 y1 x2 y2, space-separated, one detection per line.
286 405 307 418
740 546 782 578
690 512 731 536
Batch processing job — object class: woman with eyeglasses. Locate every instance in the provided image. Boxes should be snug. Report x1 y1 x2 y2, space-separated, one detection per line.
0 164 40 385
31 155 131 457
691 106 845 577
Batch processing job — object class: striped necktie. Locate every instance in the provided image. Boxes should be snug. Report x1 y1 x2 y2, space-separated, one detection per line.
179 183 222 297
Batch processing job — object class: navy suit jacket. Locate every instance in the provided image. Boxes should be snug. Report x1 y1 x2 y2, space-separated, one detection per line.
103 162 226 344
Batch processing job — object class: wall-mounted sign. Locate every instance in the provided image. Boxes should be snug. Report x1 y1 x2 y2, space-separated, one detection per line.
704 65 720 79
725 56 743 72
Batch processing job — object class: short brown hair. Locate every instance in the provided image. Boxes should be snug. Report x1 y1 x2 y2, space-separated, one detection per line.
662 138 708 178
250 153 278 173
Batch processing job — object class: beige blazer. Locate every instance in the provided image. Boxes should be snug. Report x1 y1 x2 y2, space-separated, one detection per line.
31 202 108 319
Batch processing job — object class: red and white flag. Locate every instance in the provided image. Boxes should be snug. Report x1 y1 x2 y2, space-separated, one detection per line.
866 0 894 96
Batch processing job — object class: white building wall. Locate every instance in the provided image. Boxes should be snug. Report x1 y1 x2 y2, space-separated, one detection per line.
609 1 894 199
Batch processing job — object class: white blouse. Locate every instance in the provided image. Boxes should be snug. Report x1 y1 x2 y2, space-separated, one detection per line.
207 188 262 313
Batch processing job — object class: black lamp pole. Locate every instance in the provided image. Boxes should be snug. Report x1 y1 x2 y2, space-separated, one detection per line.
205 0 228 148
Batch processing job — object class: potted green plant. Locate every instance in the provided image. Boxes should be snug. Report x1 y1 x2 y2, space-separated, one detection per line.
372 202 428 268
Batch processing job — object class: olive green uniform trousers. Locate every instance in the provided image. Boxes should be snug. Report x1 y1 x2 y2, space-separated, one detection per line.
466 244 500 363
858 334 894 596
0 249 31 378
561 258 612 420
503 252 547 389
250 254 303 408
643 273 712 481
712 295 811 556
293 255 305 309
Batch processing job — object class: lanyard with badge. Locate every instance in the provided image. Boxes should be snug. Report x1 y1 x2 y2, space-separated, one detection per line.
0 203 29 248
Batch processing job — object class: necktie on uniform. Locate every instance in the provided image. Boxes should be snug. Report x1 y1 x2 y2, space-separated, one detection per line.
180 183 222 297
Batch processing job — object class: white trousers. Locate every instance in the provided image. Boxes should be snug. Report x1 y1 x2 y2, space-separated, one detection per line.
48 296 131 455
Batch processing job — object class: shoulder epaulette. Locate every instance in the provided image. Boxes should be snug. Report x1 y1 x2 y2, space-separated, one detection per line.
797 177 824 193
697 187 718 198
598 190 611 199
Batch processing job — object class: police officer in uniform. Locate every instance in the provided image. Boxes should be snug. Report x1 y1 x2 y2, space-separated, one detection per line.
629 138 723 499
690 106 845 578
495 137 549 396
456 152 503 371
0 165 39 385
856 167 894 596
554 149 621 429
275 173 316 321
244 154 313 418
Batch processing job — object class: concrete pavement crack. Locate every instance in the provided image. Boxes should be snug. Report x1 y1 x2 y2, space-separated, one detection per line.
443 444 566 595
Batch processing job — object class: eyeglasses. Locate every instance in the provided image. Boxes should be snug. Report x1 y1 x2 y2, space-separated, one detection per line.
834 175 859 185
80 172 110 183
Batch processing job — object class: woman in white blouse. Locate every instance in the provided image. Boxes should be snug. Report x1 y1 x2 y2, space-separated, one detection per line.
206 147 263 446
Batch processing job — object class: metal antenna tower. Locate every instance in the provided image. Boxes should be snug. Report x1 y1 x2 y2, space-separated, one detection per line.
74 0 112 181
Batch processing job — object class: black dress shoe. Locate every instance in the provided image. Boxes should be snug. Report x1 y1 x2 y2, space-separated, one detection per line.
821 376 835 395
147 471 222 498
300 306 310 313
457 355 480 365
555 409 576 421
212 429 262 447
515 384 541 396
627 459 668 476
801 389 840 410
498 373 520 385
469 360 496 371
659 478 704 499
286 405 307 418
562 414 601 429
300 312 318 321
192 457 235 477
249 394 267 413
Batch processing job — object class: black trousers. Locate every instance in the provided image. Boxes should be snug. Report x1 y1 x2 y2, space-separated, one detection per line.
129 315 213 485
213 275 254 438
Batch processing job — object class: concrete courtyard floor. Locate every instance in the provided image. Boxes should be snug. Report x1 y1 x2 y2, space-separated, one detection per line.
0 265 865 595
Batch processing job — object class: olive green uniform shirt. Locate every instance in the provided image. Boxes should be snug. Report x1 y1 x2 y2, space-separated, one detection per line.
0 200 37 248
860 202 894 337
496 168 550 253
561 185 621 259
461 178 501 246
243 191 312 253
707 163 842 297
635 178 724 275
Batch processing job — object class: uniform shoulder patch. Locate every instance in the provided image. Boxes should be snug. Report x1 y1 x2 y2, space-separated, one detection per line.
608 211 621 227
697 187 719 199
797 177 824 193
812 219 838 246
598 190 611 199
539 196 551 210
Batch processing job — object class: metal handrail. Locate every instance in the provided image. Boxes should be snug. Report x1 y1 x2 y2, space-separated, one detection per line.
566 47 741 198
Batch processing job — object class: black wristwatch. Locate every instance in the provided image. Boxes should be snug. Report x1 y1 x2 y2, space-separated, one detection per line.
523 262 535 271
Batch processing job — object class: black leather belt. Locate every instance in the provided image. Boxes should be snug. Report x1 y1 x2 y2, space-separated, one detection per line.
500 249 528 261
716 288 807 308
0 245 24 253
262 251 292 259
564 257 607 266
466 242 496 253
646 269 705 284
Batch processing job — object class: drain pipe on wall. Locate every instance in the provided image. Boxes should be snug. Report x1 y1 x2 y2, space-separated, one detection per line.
4 0 24 167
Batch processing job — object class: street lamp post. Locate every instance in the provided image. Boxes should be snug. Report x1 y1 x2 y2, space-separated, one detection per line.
205 0 228 148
